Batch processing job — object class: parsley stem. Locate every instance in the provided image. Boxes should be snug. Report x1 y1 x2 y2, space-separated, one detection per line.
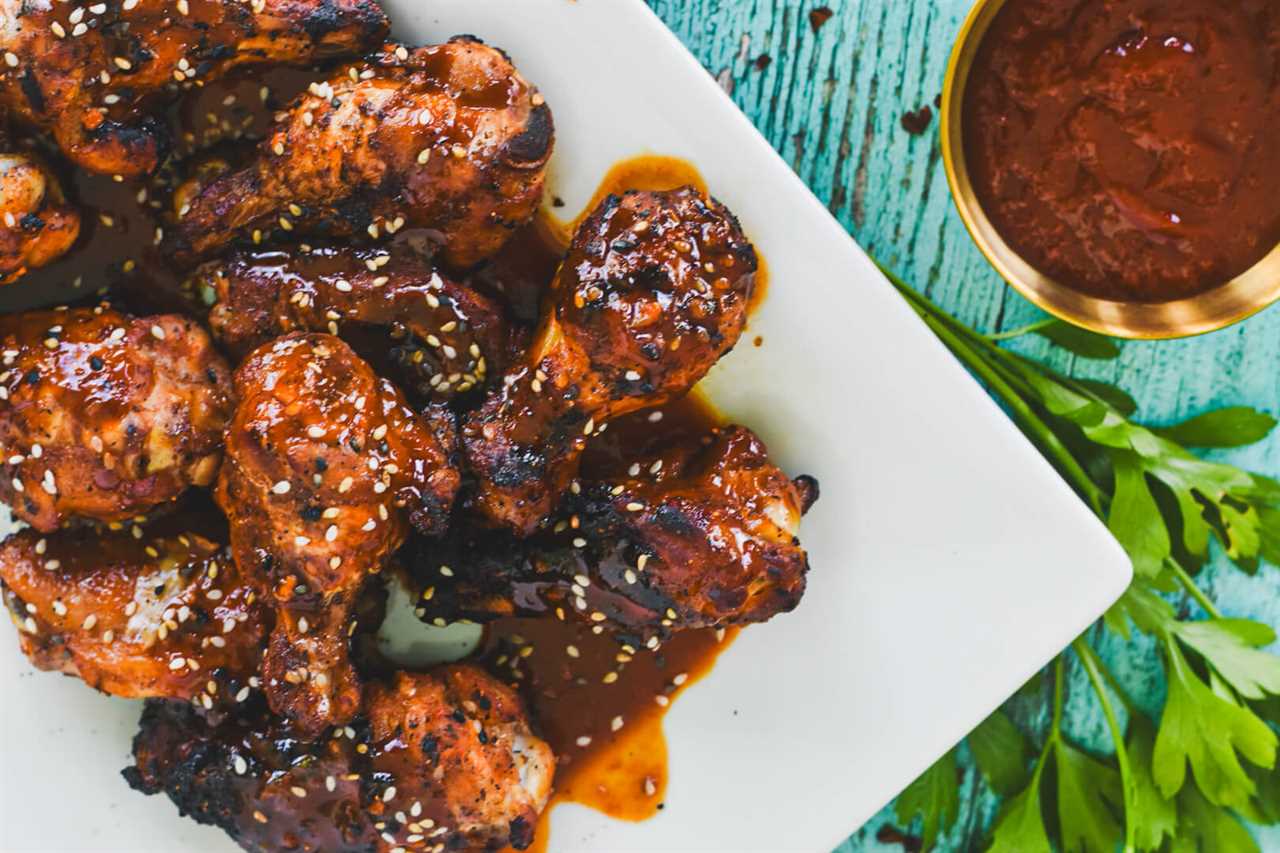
1074 638 1137 853
1051 655 1065 735
1167 558 1224 619
986 317 1058 342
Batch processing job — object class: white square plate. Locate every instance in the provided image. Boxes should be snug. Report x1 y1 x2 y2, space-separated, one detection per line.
0 1 1132 851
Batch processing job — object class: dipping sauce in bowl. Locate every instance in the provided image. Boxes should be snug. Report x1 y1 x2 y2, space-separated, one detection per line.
962 0 1280 303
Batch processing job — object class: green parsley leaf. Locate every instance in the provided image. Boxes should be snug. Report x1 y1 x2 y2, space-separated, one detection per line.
1153 637 1277 809
1034 320 1121 360
1175 619 1280 700
1168 784 1259 853
987 762 1051 853
967 710 1030 796
1126 717 1178 851
1108 451 1171 578
893 748 959 849
1054 740 1123 852
1073 378 1138 417
1156 407 1278 449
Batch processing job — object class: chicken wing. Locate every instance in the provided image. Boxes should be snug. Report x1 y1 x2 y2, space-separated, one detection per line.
0 306 233 532
169 38 553 268
217 332 459 735
0 148 80 283
462 188 756 535
200 245 513 401
0 0 388 177
0 519 267 703
416 425 815 642
125 665 556 852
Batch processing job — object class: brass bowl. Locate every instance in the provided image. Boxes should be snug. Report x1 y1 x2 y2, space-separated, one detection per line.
940 0 1280 340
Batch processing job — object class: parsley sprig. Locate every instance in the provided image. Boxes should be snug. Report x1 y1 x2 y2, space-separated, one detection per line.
879 266 1280 852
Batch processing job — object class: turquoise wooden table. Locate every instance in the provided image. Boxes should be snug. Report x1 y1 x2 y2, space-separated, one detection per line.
648 1 1280 849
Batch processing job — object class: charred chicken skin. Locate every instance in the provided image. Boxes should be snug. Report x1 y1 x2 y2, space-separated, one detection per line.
125 665 556 852
216 332 459 735
0 521 267 703
0 306 233 532
169 37 554 268
0 0 389 177
0 149 80 282
462 187 757 535
201 245 513 401
417 425 815 642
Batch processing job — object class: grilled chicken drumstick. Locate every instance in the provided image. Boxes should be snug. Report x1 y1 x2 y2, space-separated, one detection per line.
0 148 80 282
170 38 554 268
0 520 267 704
0 306 233 532
201 245 513 401
0 0 388 177
462 187 757 535
416 425 815 642
216 332 459 736
126 665 556 852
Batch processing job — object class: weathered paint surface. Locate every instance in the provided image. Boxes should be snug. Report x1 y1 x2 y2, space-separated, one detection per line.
647 1 1280 849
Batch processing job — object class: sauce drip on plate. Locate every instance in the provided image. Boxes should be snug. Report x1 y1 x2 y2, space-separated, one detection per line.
964 0 1280 302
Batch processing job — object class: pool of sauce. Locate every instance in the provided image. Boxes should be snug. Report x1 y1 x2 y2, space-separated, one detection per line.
963 0 1280 302
2 62 764 852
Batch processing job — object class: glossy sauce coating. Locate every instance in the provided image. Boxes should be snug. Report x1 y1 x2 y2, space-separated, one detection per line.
202 244 514 401
0 0 387 177
0 305 233 531
126 665 554 852
0 520 266 703
169 38 554 268
964 0 1280 301
218 332 459 735
462 186 758 535
0 150 81 284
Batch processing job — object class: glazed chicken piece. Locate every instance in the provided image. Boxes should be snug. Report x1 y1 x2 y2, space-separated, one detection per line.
0 148 80 282
169 38 554 268
0 520 267 703
125 665 556 852
0 306 233 532
200 245 514 401
462 188 757 535
217 333 459 735
417 425 815 642
0 0 388 177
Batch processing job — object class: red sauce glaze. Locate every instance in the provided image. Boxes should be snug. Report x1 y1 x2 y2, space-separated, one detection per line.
964 0 1280 302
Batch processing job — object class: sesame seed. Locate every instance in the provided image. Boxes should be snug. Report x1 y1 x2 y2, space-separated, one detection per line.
572 537 586 548
612 716 624 731
383 786 397 802
576 736 592 747
234 756 248 775
272 480 291 494
325 525 338 542
338 477 353 493
113 57 132 70
169 657 186 670
655 694 670 707
626 502 644 512
372 424 387 440
602 672 618 684
3 53 17 68
326 775 337 792
150 325 166 340
439 565 454 577
648 411 664 422
291 786 307 798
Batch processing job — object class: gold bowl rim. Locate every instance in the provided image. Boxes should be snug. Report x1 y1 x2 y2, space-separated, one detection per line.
940 0 1280 340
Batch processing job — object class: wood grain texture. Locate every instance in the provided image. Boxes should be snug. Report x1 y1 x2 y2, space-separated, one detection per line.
646 1 1280 850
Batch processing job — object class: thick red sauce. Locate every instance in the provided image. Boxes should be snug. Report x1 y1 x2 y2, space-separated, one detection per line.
964 0 1280 302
